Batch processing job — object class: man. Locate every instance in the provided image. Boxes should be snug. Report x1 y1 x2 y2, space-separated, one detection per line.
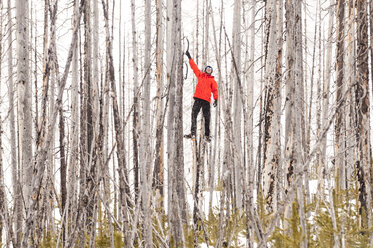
184 50 218 142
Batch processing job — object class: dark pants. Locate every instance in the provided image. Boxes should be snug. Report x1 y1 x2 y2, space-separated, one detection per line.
191 98 211 136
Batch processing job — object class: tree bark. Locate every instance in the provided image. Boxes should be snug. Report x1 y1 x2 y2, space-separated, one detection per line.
16 0 33 209
66 1 80 243
7 0 21 246
131 0 140 201
141 0 152 245
166 0 175 221
262 0 281 213
335 0 345 245
232 0 242 209
153 0 165 201
0 6 4 244
356 0 372 233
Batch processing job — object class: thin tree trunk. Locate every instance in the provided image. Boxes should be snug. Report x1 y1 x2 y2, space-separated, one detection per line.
153 0 165 201
59 69 67 248
131 0 140 201
284 0 297 217
166 0 175 222
7 0 21 246
66 1 80 244
0 5 4 244
16 0 33 210
306 2 319 209
232 0 242 209
141 0 152 245
335 0 345 246
319 0 334 203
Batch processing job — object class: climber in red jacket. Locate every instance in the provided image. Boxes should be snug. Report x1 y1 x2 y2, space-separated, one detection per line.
184 50 218 142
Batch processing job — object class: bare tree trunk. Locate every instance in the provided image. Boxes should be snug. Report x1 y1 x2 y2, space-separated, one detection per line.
59 102 67 245
345 0 356 199
315 0 324 210
0 5 4 243
66 1 80 244
153 0 165 202
16 0 33 210
306 2 319 209
7 0 21 246
232 0 242 209
262 0 281 213
335 0 345 246
168 0 186 245
356 0 372 234
131 0 140 201
284 4 307 245
284 0 297 220
166 0 175 221
246 0 256 244
141 0 152 245
319 0 334 205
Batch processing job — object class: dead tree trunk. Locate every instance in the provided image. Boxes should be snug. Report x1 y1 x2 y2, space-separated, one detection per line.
232 0 242 209
0 6 4 244
262 0 281 213
141 0 152 245
153 0 165 202
356 0 372 233
16 0 33 210
131 0 140 200
7 0 21 246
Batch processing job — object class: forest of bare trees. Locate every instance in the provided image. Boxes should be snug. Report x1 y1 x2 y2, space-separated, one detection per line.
1 0 373 247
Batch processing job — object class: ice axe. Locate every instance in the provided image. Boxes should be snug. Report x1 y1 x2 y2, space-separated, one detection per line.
183 36 189 79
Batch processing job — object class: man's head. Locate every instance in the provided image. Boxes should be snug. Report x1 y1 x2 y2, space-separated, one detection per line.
205 66 213 75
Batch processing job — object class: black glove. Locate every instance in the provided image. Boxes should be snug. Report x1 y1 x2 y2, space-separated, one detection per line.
213 99 218 107
185 50 191 59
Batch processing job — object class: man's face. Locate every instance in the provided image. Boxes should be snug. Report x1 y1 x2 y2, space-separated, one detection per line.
206 67 212 74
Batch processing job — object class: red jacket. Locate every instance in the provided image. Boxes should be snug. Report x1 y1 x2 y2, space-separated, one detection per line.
189 58 218 103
